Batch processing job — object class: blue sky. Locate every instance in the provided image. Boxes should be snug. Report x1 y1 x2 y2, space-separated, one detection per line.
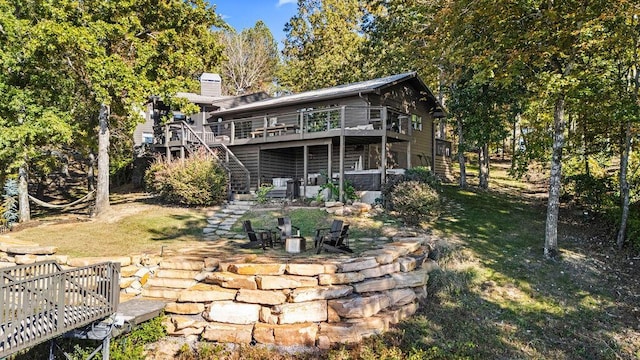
210 0 298 46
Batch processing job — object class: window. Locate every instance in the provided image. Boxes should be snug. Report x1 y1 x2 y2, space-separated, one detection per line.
411 114 422 131
142 132 154 144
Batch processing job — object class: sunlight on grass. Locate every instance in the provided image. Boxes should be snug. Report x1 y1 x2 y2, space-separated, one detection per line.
458 190 477 196
11 206 207 257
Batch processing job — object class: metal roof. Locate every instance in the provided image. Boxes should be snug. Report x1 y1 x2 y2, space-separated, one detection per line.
176 92 231 104
214 72 432 116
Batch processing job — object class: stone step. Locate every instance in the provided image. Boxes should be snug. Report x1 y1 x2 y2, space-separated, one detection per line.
159 259 204 271
147 277 198 289
155 269 201 279
141 286 182 301
222 209 247 215
6 245 58 255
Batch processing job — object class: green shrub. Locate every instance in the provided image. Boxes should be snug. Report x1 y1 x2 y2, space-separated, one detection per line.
255 184 274 204
389 180 440 225
110 315 167 360
319 179 358 202
381 167 440 210
144 150 228 206
564 173 615 211
405 166 441 188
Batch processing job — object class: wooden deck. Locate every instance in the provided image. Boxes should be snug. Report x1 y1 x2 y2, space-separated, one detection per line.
0 261 120 358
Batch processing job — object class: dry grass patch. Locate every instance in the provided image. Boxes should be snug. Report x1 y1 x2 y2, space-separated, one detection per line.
10 203 208 257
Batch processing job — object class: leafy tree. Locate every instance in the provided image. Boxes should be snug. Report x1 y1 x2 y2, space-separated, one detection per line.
0 0 226 218
221 21 279 95
280 0 369 92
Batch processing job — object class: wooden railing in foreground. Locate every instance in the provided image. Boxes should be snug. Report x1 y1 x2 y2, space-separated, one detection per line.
0 261 120 358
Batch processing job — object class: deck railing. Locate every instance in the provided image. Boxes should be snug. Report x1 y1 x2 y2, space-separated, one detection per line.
210 106 413 144
0 261 120 358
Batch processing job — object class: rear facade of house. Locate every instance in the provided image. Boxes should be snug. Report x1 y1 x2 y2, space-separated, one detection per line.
138 72 450 202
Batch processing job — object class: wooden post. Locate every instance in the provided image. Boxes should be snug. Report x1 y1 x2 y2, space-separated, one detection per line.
327 142 332 197
339 106 346 202
381 106 388 185
180 123 185 161
407 115 413 168
303 145 308 199
164 125 170 160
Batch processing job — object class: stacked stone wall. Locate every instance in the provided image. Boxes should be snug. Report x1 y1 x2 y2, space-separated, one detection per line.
0 236 438 348
160 238 437 348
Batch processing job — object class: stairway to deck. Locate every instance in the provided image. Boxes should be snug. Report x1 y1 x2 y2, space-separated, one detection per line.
163 121 251 194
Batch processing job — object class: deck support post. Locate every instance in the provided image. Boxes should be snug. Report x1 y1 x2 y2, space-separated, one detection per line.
164 125 170 160
381 106 388 185
179 124 185 161
102 335 110 360
327 143 332 199
339 106 346 202
407 116 413 168
303 145 308 199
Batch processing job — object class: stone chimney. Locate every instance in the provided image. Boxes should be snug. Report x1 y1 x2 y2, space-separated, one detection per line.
200 73 222 97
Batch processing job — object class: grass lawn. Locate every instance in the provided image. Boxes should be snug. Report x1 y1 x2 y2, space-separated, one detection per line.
6 163 639 359
9 200 209 257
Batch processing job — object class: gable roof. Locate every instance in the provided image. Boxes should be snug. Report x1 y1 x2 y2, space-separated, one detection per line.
214 71 443 116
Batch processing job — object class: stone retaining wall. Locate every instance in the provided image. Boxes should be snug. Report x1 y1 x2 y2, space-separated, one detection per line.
160 238 437 348
0 236 438 348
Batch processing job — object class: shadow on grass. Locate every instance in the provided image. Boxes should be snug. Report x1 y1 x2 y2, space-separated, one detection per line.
146 213 206 240
399 184 636 359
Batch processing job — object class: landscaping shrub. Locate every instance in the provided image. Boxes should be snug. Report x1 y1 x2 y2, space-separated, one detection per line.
389 180 440 225
319 178 358 202
381 167 440 210
255 183 274 204
144 150 228 206
405 166 441 188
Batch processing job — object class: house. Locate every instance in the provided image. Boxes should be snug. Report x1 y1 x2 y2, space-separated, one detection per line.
138 72 450 203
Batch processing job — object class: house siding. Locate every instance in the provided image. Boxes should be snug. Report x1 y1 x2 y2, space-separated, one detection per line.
373 83 436 170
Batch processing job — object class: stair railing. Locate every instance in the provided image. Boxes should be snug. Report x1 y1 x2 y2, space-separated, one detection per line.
167 121 250 193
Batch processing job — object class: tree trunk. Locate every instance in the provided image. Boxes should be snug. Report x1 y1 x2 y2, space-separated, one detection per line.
479 143 489 189
87 153 95 191
544 94 566 258
511 113 519 172
617 121 631 250
18 163 30 222
457 117 467 188
94 104 110 216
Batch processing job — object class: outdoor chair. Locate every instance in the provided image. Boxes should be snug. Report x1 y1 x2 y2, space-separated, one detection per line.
320 224 351 253
241 220 274 250
314 219 342 249
276 217 302 246
315 220 353 254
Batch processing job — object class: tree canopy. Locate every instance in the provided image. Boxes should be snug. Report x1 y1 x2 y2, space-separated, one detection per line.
0 0 226 207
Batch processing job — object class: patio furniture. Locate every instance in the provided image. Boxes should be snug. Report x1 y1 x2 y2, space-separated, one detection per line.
277 217 300 237
278 217 306 252
241 220 274 250
315 220 352 254
314 219 342 248
320 224 351 253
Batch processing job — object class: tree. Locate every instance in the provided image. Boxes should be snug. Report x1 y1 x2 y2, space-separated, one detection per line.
605 7 640 249
0 0 226 218
281 0 369 91
221 21 279 95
